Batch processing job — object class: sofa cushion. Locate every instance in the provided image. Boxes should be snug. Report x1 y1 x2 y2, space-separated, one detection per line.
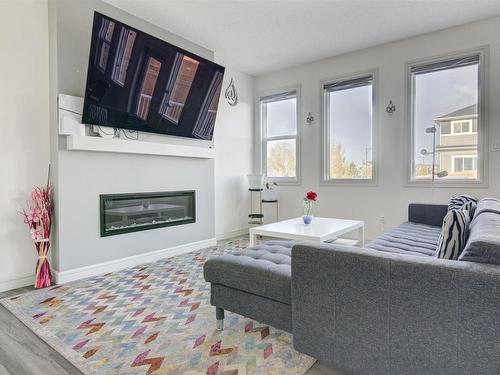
203 240 293 304
436 209 470 260
408 203 448 227
366 222 441 257
459 198 500 265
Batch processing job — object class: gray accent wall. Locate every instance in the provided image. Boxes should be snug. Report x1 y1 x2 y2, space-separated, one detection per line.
50 0 216 272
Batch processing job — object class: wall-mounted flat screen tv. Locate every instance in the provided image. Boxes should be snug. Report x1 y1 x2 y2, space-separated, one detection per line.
82 12 225 141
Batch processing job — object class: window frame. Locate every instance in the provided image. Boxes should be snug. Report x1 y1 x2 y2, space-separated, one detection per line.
111 27 136 86
452 155 477 173
320 69 379 186
192 70 223 140
159 53 200 125
135 55 162 120
405 47 489 187
95 19 115 73
448 119 476 135
257 85 301 185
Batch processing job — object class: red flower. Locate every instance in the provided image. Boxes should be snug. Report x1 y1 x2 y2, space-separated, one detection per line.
305 191 318 201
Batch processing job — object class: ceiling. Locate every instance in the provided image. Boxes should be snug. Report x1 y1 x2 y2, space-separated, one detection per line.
105 0 500 76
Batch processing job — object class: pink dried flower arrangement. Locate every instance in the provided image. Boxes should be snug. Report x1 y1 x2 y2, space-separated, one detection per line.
21 184 54 289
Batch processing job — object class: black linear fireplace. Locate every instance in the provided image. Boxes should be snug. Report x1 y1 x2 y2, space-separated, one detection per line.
100 191 195 237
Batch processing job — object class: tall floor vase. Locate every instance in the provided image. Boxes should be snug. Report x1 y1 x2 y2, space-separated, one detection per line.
21 183 54 289
34 239 52 289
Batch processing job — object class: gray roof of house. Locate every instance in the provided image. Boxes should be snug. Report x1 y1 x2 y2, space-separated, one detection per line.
436 104 477 120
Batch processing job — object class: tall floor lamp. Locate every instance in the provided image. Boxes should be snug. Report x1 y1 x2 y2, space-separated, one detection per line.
420 124 448 182
420 124 448 202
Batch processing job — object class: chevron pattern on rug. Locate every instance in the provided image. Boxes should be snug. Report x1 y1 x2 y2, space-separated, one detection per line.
1 238 315 375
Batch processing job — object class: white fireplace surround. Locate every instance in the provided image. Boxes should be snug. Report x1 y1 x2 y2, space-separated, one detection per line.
58 94 215 159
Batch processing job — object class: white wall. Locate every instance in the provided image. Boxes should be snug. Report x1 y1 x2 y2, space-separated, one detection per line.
0 0 50 291
255 16 500 241
214 68 254 238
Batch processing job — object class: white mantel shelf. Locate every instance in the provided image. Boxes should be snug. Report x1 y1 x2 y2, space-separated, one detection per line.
65 135 215 159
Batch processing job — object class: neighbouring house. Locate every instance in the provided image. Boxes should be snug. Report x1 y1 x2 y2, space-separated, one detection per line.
435 104 478 179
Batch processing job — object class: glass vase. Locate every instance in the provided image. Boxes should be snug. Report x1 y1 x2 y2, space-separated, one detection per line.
303 200 313 224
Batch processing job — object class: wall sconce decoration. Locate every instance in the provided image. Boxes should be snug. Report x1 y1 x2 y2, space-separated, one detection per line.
224 78 239 106
306 112 314 124
386 100 396 115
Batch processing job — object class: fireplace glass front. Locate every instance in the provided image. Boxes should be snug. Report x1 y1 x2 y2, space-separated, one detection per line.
100 191 195 237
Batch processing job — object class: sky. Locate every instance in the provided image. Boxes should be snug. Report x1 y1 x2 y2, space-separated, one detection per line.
414 64 478 163
328 85 372 164
265 98 297 137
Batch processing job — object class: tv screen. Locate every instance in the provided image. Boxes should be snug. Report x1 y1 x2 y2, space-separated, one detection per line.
82 12 225 141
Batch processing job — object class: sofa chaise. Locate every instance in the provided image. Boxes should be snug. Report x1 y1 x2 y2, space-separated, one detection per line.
203 199 500 374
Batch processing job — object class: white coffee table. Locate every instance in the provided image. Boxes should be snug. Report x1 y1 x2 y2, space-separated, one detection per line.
249 217 365 247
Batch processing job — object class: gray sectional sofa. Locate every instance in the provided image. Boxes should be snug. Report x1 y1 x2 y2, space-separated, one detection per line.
204 199 500 375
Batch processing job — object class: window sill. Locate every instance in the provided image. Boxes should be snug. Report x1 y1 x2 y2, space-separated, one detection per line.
266 179 301 186
405 179 488 189
320 179 378 187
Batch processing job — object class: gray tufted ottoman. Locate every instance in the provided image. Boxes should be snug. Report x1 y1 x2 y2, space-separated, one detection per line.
203 240 294 332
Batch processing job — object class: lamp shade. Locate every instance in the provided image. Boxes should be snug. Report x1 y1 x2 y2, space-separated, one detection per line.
247 174 264 190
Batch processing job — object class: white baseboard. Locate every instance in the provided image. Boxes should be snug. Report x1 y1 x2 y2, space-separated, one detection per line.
54 238 216 285
0 274 34 293
216 228 249 241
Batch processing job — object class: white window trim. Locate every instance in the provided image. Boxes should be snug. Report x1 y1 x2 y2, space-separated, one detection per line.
451 155 477 173
111 28 136 86
447 119 476 135
256 85 301 185
405 46 489 188
320 69 379 186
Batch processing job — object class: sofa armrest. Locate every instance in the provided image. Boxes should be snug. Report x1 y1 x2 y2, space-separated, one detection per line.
291 241 500 374
408 203 447 227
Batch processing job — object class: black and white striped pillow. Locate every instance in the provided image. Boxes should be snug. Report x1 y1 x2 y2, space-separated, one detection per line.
448 194 477 220
436 209 470 260
460 200 477 220
448 194 478 210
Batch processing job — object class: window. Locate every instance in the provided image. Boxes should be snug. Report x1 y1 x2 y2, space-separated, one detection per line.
159 53 199 124
449 120 476 134
408 51 485 183
260 90 298 182
322 73 375 182
441 122 451 135
111 27 136 86
452 155 477 173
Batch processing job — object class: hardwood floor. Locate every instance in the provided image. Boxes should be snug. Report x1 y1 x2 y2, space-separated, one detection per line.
0 287 82 375
0 287 340 375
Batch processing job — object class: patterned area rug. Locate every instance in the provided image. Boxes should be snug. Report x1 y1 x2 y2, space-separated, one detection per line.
1 238 315 375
